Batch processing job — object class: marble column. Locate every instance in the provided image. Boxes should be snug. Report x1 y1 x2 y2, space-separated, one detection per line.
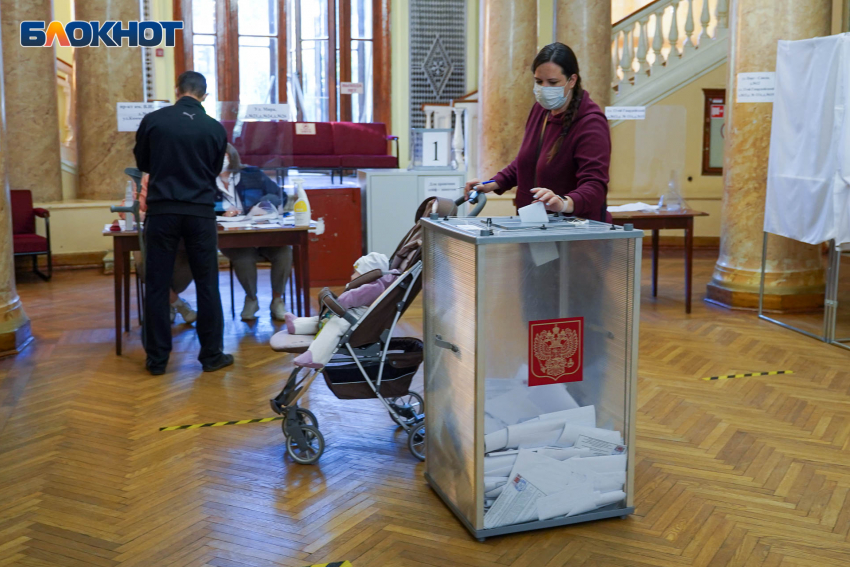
478 0 538 182
706 0 832 311
76 0 143 200
0 0 63 202
556 0 612 108
0 4 33 357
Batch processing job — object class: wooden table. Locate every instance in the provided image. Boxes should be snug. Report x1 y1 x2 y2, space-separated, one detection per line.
104 224 311 355
611 209 708 314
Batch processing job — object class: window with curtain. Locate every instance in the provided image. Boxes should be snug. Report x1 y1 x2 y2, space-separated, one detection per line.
175 0 390 125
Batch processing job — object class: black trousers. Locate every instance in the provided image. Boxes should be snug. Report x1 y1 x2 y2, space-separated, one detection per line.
144 214 224 368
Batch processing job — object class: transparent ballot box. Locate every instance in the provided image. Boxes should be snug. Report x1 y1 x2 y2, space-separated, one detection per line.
421 216 642 539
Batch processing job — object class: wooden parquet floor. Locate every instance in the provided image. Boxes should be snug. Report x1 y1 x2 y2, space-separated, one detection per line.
2 251 850 567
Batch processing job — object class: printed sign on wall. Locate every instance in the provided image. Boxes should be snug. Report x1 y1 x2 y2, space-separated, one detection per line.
604 106 646 121
340 82 364 94
528 317 584 386
737 72 776 103
243 104 289 121
116 102 168 132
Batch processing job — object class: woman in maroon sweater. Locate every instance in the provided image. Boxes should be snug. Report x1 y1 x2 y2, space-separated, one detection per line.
466 43 611 222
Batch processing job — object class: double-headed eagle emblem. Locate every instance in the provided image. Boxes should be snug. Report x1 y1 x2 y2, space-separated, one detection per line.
533 324 579 378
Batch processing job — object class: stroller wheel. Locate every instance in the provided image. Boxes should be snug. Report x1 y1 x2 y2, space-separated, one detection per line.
282 408 319 438
286 424 325 465
388 391 424 427
408 421 426 462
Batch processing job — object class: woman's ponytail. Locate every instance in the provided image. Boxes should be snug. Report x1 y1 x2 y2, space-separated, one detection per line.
546 76 583 163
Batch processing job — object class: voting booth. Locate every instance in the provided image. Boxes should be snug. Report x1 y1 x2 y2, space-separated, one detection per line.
760 34 850 351
421 215 642 539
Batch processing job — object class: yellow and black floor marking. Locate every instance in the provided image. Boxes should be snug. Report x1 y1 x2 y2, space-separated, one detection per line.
303 562 351 567
160 416 283 431
702 370 793 381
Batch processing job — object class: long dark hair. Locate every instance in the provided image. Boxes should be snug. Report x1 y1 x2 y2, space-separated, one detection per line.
532 42 584 163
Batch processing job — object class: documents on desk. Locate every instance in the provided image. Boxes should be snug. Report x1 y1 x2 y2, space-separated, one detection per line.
482 375 627 528
607 202 659 213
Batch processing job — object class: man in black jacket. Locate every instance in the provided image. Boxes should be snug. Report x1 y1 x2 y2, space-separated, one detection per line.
134 71 233 375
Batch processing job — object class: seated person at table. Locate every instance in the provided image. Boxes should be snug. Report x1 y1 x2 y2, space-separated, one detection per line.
284 252 398 369
129 175 197 324
216 144 292 321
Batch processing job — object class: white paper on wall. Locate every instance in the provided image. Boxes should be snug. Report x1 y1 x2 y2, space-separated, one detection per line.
243 104 289 120
605 106 646 120
117 102 168 132
736 72 776 103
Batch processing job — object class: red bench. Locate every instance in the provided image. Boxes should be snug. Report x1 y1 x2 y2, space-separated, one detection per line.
221 121 399 179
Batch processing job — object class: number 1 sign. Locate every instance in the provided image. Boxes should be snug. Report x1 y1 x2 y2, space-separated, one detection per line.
410 128 453 170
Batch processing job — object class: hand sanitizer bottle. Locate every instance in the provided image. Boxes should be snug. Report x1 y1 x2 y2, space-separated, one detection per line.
293 178 311 227
124 180 136 230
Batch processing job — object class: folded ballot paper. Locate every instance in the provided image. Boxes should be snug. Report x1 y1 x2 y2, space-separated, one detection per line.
482 403 627 528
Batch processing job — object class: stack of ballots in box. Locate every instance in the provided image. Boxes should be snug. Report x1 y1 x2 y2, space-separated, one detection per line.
482 381 626 529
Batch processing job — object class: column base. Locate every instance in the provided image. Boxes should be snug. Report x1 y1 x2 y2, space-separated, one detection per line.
705 282 824 313
0 319 33 358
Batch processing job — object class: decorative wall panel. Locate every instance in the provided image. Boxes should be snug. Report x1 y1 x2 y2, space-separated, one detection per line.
409 0 466 129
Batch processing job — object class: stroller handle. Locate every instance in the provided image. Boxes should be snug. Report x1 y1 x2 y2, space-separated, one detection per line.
454 191 488 218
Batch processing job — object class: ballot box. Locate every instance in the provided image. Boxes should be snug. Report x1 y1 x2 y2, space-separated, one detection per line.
421 215 642 539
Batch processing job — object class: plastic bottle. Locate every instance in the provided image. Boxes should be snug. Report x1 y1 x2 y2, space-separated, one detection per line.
293 178 311 227
124 180 136 230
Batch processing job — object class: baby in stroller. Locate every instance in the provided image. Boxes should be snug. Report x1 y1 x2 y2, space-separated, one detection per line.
284 252 399 369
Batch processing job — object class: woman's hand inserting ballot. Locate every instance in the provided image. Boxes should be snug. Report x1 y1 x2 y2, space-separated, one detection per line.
532 187 574 214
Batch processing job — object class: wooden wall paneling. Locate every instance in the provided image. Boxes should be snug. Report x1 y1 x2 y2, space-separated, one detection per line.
227 0 240 102
174 0 193 80
339 0 352 122
216 0 240 104
327 0 338 121
372 0 391 131
278 0 288 103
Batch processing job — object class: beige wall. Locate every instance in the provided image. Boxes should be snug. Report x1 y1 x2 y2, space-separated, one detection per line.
34 202 117 257
609 64 727 238
152 0 177 102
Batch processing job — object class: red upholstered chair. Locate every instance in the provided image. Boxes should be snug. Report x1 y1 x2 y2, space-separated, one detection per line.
10 189 52 280
332 122 399 178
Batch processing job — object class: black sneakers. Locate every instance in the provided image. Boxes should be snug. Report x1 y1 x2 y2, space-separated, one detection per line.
146 359 166 376
202 353 234 373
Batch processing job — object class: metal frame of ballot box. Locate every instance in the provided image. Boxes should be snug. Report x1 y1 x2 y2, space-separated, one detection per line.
421 216 642 540
758 235 850 352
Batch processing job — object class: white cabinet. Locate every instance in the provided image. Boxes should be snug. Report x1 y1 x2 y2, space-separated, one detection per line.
358 169 466 258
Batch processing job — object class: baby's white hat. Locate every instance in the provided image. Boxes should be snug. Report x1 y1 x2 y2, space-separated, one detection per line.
354 252 389 275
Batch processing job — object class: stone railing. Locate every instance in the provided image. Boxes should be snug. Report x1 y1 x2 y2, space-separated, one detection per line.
612 0 728 106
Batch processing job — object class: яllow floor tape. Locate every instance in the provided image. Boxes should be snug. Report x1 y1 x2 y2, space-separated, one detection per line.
159 416 284 431
702 370 793 381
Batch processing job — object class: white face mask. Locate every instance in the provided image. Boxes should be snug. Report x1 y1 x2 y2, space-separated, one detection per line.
534 83 571 111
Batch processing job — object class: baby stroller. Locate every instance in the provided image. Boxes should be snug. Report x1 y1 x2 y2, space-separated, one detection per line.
269 191 487 464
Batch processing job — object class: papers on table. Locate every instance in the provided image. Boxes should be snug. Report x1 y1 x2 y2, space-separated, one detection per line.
216 215 249 223
607 202 659 213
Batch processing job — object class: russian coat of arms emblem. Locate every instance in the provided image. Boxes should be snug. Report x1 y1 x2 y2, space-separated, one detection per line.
528 317 584 386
